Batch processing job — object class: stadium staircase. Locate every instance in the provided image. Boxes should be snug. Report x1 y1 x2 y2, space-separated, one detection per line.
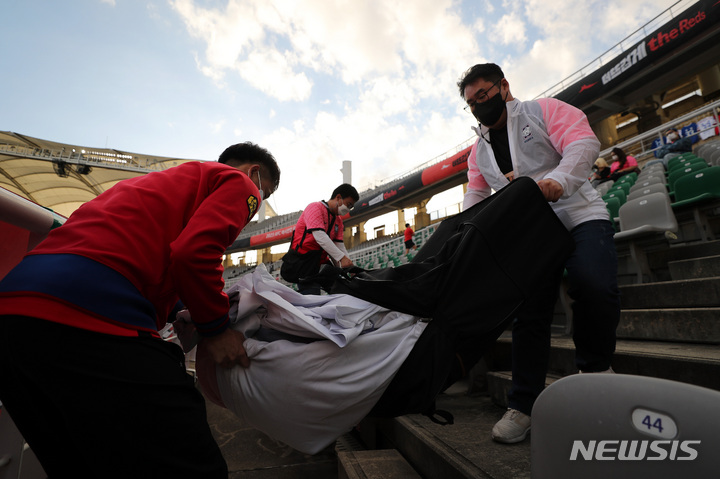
323 138 720 479
204 141 720 478
213 138 720 478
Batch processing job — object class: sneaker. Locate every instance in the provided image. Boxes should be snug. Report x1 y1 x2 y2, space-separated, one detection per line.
492 408 531 444
579 366 615 374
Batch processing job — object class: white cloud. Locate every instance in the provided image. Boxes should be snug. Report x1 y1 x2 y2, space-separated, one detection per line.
166 0 683 215
492 12 527 48
236 49 313 101
210 120 226 133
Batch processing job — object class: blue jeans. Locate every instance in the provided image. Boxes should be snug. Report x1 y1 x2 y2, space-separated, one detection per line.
507 219 620 416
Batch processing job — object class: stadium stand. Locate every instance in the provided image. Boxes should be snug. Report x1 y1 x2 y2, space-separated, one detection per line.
3 1 720 476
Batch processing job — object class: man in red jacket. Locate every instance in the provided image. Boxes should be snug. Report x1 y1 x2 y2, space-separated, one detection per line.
0 142 280 478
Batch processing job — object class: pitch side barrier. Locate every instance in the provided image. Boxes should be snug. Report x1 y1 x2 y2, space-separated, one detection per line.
0 186 65 281
227 144 473 251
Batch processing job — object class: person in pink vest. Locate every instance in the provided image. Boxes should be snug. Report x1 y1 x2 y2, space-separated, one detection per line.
281 184 359 294
458 63 620 444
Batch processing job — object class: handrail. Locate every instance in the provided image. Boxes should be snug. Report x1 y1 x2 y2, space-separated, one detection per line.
600 98 720 160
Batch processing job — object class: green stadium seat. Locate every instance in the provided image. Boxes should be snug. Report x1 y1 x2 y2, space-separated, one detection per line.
615 171 637 185
604 196 622 231
671 166 720 241
603 189 627 205
668 162 709 195
668 157 706 174
608 182 631 196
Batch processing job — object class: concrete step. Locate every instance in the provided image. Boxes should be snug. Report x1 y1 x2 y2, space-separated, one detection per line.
204 396 338 479
619 276 720 309
364 386 531 479
662 239 720 261
617 307 720 343
338 450 421 479
669 254 720 280
487 336 720 392
616 239 720 284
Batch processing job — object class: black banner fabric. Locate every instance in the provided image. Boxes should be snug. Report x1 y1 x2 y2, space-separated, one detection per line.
555 0 720 107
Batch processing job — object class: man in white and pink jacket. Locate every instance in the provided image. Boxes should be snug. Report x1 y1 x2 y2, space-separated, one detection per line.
457 63 620 444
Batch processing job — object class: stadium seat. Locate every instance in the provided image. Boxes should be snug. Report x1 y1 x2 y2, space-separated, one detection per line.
671 166 720 241
638 163 665 178
642 158 665 170
626 182 668 201
614 192 678 283
603 189 627 205
615 172 638 186
531 374 720 479
604 196 622 230
630 175 665 193
710 150 720 167
668 162 709 195
667 153 697 167
668 157 706 174
616 193 678 237
595 180 614 196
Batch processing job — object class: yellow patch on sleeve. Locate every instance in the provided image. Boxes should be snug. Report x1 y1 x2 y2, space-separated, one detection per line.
247 195 258 222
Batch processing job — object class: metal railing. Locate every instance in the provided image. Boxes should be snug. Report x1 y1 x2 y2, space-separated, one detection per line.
600 98 720 161
0 143 177 173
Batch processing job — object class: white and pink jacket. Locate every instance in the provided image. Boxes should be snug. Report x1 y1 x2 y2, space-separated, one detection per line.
463 97 609 230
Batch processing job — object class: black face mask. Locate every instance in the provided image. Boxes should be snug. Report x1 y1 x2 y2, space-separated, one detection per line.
472 89 507 126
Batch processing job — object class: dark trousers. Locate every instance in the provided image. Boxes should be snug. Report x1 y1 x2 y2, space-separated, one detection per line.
0 316 228 479
297 281 322 295
507 220 620 416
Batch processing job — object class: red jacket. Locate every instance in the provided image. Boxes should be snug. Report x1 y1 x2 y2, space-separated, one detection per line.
0 161 260 337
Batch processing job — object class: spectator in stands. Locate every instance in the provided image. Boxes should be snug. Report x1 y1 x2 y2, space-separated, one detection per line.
608 147 639 181
281 184 359 295
656 127 693 162
0 142 281 478
404 223 417 254
590 157 611 186
457 63 620 444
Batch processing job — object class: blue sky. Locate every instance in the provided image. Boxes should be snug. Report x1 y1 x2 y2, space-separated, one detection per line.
1 0 681 224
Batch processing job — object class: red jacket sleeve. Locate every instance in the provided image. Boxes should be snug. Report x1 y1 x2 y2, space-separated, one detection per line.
169 170 260 336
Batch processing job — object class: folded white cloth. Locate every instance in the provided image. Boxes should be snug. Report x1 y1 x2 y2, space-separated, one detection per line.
198 264 428 454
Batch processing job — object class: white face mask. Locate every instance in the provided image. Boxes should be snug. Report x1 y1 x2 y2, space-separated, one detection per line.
337 202 350 216
612 155 618 161
668 132 679 141
256 171 264 201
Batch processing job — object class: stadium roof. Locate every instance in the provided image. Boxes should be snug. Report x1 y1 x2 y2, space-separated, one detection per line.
0 131 198 218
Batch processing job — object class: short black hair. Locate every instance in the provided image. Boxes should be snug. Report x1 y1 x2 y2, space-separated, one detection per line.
218 142 280 193
457 63 505 99
330 183 359 202
405 223 410 227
